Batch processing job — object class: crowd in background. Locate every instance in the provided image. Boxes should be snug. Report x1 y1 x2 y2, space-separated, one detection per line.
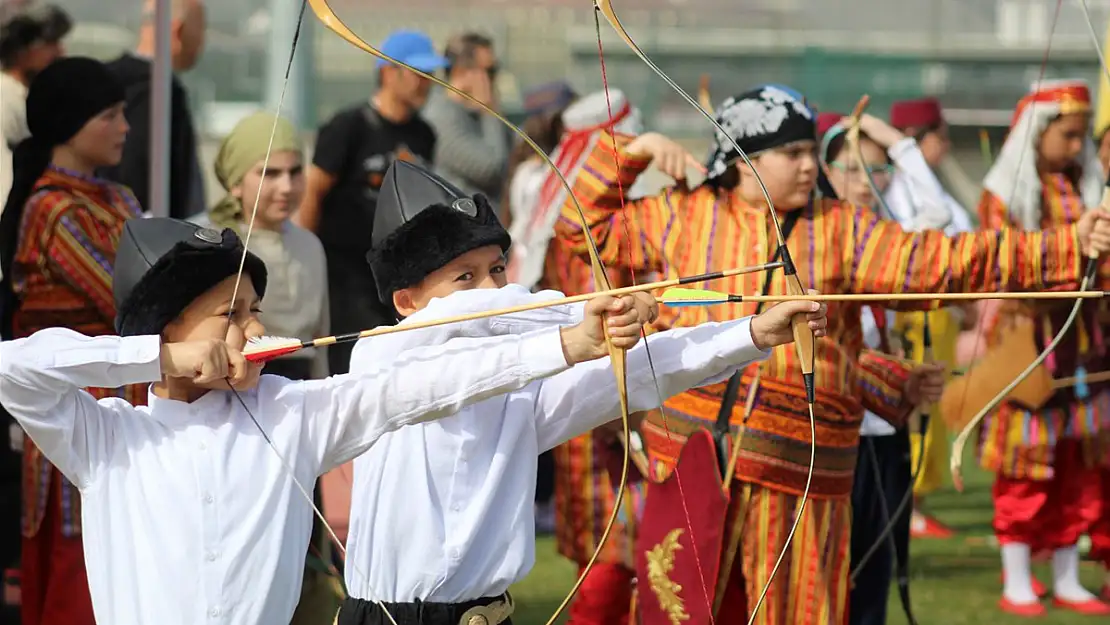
5 1 1110 625
0 1 572 623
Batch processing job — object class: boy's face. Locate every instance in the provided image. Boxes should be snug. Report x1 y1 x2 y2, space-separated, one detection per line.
393 244 508 317
163 274 266 390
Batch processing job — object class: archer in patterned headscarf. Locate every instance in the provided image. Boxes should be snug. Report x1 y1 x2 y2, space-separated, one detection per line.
550 81 1110 625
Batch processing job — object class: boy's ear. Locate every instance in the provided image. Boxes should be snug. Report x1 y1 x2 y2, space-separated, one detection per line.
392 288 420 318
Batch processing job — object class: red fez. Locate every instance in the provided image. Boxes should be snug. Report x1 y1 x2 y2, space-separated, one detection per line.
889 98 943 130
816 112 843 139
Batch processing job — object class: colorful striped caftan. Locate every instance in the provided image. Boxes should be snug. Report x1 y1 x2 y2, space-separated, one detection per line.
976 177 1110 551
9 166 145 625
542 232 647 625
553 131 1091 624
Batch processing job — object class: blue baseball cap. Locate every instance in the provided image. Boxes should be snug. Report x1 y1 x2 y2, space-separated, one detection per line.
377 30 448 72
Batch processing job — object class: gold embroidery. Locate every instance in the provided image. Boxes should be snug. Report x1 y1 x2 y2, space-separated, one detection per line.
646 528 689 625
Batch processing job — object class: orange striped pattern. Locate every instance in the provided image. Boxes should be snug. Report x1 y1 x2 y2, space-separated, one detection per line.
975 176 1110 480
555 130 1084 497
11 167 147 537
725 484 851 625
856 350 915 428
545 191 649 567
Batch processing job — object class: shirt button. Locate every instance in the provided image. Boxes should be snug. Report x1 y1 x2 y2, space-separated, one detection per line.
203 493 214 504
208 607 221 617
198 441 207 451
206 551 218 561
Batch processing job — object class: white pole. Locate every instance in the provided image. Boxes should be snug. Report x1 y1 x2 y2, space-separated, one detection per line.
149 0 172 218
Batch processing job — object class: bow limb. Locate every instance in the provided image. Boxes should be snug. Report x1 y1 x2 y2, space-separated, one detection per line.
595 3 816 622
952 0 1106 491
305 1 632 620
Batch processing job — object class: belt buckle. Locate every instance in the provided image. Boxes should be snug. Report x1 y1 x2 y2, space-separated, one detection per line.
459 593 514 625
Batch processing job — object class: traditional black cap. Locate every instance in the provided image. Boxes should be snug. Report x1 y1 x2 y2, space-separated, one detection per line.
113 218 268 337
367 160 510 307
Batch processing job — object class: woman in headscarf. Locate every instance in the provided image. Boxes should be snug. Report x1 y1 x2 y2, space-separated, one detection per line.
551 83 1110 624
194 110 329 381
0 55 140 625
975 80 1110 617
193 111 338 624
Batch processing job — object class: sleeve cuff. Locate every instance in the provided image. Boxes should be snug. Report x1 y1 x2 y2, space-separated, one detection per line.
119 335 165 384
737 316 773 362
521 326 575 377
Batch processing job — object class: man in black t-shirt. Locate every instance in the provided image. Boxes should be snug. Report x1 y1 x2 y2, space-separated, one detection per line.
296 30 444 374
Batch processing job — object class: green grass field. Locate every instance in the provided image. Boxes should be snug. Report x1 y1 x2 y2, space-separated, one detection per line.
507 461 1107 624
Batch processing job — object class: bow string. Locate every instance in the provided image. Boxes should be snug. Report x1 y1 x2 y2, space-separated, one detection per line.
303 2 642 624
839 106 926 624
594 3 818 623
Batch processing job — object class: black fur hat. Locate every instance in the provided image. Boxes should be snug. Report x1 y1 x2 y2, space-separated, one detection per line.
367 160 511 307
113 218 268 337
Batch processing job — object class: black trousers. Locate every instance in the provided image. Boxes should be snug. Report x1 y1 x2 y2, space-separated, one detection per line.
0 412 21 625
848 432 912 625
337 595 513 625
535 450 554 503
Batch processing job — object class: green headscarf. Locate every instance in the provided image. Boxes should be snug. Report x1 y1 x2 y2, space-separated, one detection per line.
208 111 302 230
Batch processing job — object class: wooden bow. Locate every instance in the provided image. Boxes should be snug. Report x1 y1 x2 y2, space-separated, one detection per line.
300 3 641 623
594 4 817 623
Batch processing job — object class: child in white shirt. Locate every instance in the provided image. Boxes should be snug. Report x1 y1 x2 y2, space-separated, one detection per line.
339 160 829 625
0 217 652 625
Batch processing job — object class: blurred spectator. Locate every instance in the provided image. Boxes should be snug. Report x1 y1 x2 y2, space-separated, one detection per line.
500 80 577 227
192 111 338 624
887 97 973 234
423 31 510 209
295 30 443 375
0 0 70 211
0 56 142 625
0 6 69 616
100 0 206 219
194 111 329 382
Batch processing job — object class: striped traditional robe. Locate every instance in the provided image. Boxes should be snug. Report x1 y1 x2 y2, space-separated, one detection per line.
10 165 147 538
553 131 1090 624
976 175 1110 480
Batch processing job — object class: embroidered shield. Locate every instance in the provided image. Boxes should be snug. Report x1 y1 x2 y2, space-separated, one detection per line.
634 429 728 625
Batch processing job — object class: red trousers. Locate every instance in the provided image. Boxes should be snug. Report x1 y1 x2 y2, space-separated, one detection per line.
992 440 1102 550
1090 467 1110 568
568 563 633 625
20 477 94 625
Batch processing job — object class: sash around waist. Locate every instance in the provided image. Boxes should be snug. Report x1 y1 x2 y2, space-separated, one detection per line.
644 373 864 499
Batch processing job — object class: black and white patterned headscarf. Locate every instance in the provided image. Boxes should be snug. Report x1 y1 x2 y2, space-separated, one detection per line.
704 84 817 183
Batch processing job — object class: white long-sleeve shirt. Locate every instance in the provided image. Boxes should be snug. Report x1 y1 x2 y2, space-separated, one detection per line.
883 138 974 236
344 284 771 603
0 327 573 625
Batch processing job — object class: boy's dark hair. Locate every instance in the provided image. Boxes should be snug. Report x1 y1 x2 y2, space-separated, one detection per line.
367 161 510 310
0 3 71 69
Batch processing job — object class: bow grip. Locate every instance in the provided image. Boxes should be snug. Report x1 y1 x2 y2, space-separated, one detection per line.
785 278 816 402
